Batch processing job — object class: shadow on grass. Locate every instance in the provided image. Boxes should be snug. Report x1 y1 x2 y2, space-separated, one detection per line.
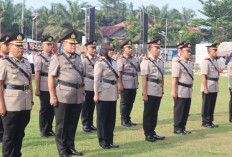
85 123 232 157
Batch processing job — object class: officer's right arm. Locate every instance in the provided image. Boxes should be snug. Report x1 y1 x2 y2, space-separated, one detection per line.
0 61 6 116
93 62 103 103
34 57 42 96
48 55 59 106
201 60 209 94
117 58 124 91
228 62 232 92
140 60 149 102
172 62 180 99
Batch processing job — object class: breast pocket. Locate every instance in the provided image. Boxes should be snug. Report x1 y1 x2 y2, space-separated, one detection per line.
210 66 215 72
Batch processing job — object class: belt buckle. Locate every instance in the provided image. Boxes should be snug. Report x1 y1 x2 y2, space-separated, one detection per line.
77 84 81 89
113 81 117 85
24 84 28 93
158 80 162 84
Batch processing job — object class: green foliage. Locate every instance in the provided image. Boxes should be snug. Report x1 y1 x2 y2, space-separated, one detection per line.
193 0 232 42
181 27 203 54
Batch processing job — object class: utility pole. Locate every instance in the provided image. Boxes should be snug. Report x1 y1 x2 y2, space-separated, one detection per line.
21 0 25 34
165 18 167 54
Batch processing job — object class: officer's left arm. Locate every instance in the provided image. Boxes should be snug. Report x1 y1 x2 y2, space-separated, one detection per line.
30 81 34 106
0 61 6 116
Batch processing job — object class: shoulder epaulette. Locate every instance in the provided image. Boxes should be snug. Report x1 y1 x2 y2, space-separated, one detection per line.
75 53 80 56
56 51 63 56
205 58 209 60
2 56 9 60
118 56 123 59
97 58 103 62
83 55 88 58
144 57 150 60
177 59 181 62
37 53 41 56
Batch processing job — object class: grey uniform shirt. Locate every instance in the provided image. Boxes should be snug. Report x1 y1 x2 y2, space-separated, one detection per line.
48 52 84 104
117 54 139 89
140 56 164 97
94 57 118 101
172 58 194 98
172 54 181 66
34 52 52 91
82 53 98 91
0 54 32 111
228 61 232 89
201 57 219 93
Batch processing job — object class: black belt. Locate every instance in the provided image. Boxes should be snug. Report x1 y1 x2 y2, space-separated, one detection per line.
206 77 219 81
178 82 193 88
123 72 137 77
102 79 117 85
84 74 94 80
3 84 30 91
147 78 162 84
41 72 48 77
58 80 85 89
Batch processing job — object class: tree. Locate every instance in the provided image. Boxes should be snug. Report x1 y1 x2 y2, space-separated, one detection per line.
181 26 203 53
192 0 232 42
43 0 88 42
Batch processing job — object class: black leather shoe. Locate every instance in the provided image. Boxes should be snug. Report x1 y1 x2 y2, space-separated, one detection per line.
90 125 97 130
145 135 156 142
212 123 219 127
66 148 83 156
41 132 49 138
202 124 214 128
110 144 119 148
174 130 186 135
83 125 91 132
153 134 165 140
101 144 110 149
183 130 191 134
129 120 137 126
48 131 55 136
121 122 131 127
59 150 69 157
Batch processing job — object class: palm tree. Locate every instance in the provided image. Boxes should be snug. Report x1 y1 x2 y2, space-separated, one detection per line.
43 0 88 42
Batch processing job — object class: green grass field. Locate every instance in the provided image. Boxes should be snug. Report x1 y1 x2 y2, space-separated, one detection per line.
1 75 232 157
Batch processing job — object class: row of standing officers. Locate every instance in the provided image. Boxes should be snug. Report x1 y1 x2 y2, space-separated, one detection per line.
0 32 228 157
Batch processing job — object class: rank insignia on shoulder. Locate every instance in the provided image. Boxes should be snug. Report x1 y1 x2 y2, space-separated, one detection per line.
177 59 181 62
97 58 103 62
144 57 150 60
205 58 209 60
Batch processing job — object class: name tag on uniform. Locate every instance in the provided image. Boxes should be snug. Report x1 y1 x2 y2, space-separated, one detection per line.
64 62 72 69
210 66 214 72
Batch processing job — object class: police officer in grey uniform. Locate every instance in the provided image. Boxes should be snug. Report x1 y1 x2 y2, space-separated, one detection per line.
0 35 10 57
35 36 55 138
172 41 185 66
48 32 84 157
172 43 193 135
117 40 139 127
228 59 232 122
201 43 219 128
94 43 119 149
81 40 98 132
0 35 10 143
140 39 165 142
0 33 33 157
